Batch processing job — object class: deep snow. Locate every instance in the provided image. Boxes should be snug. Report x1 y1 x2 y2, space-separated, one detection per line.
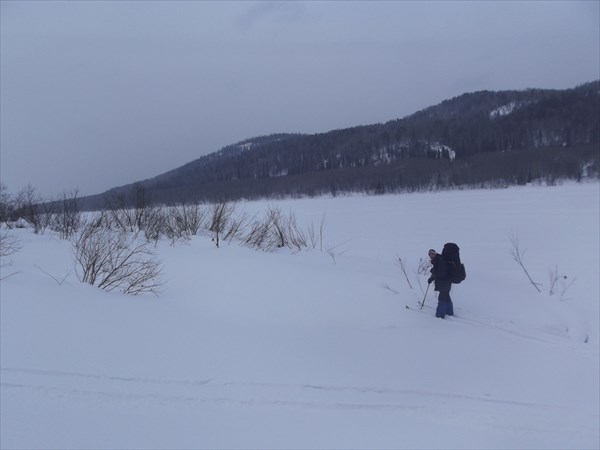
1 182 599 449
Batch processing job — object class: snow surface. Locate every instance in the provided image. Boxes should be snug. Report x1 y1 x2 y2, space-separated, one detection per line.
429 142 456 161
490 102 520 119
1 182 599 449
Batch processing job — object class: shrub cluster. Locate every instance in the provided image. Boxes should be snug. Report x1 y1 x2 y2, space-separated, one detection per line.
1 183 327 295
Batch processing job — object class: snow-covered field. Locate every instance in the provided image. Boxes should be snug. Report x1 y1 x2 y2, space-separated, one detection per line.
1 182 599 449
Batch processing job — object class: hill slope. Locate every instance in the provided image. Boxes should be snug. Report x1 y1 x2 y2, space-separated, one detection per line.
82 81 599 208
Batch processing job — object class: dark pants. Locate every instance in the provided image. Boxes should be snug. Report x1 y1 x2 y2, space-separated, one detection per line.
436 290 454 318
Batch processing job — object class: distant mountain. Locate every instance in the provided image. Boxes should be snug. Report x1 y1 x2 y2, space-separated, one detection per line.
82 81 599 209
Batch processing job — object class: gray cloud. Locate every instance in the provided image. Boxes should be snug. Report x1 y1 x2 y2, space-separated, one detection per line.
1 1 598 196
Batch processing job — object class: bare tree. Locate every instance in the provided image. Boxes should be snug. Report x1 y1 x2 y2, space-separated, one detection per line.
74 225 164 295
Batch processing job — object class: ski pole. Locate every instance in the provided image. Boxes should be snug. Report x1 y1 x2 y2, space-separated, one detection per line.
420 282 430 309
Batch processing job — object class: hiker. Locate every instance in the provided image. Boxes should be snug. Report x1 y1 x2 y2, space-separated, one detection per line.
427 248 454 319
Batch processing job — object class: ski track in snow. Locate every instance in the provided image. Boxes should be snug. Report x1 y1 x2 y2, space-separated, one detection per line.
0 366 579 414
2 184 598 448
384 284 594 353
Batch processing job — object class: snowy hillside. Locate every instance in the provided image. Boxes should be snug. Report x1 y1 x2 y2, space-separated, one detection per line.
1 183 599 449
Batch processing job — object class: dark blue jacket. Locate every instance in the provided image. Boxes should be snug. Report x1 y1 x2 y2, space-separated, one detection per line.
430 254 452 292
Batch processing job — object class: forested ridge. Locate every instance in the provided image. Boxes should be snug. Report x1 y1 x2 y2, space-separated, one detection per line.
82 81 599 208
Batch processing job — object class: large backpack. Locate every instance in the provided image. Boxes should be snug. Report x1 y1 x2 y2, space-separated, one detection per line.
441 242 466 284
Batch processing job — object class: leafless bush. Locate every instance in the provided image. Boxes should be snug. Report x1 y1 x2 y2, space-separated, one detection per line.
240 208 326 252
39 202 55 235
131 184 153 230
414 257 432 295
83 210 111 230
223 210 252 244
548 266 565 296
162 214 185 246
52 189 82 239
74 225 163 295
0 183 15 226
266 207 288 248
548 266 576 297
509 232 579 297
325 243 338 264
104 184 151 232
285 213 308 251
142 206 168 245
0 231 20 258
307 213 327 250
307 222 318 249
159 203 207 245
104 193 137 232
0 230 21 281
324 241 349 264
34 264 71 286
242 208 283 251
395 256 413 289
417 257 432 275
172 202 206 236
239 207 294 251
15 184 48 234
261 207 311 251
242 216 273 250
209 201 236 248
509 231 541 293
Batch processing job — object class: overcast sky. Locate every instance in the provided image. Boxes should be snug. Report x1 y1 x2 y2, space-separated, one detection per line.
1 1 599 196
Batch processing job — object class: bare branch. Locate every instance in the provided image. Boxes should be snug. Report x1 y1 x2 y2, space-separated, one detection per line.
509 231 541 293
324 240 349 264
34 264 71 286
0 230 21 281
209 202 236 248
74 226 164 296
395 256 413 289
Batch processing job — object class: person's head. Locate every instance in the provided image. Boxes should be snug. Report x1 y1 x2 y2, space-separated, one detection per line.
428 249 437 260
